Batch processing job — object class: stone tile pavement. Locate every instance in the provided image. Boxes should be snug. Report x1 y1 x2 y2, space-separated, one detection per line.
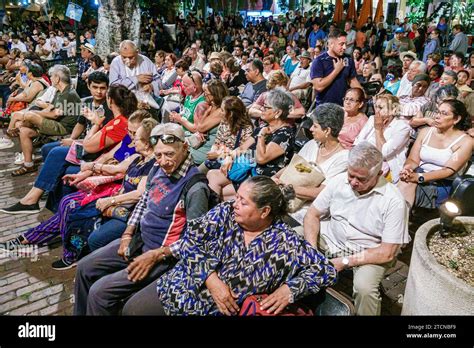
0 142 431 316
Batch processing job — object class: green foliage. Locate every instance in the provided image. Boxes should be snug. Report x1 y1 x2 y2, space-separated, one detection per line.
452 0 474 33
407 0 427 24
448 259 459 270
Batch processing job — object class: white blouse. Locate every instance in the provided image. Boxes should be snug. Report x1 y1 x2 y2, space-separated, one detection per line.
354 116 411 183
290 140 349 224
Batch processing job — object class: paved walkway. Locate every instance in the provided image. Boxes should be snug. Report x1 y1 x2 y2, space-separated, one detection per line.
0 143 419 316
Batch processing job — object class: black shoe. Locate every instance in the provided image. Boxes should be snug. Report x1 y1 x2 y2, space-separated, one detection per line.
0 202 40 214
51 258 77 270
0 236 25 251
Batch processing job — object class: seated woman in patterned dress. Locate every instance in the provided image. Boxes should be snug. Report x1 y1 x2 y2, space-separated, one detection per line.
122 175 337 315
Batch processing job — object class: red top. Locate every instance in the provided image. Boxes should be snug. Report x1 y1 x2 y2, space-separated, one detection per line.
99 115 128 150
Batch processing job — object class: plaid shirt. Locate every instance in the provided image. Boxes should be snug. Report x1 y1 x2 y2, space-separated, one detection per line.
128 153 194 228
78 58 90 76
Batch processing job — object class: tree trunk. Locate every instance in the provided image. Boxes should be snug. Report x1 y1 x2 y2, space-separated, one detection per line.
96 0 141 58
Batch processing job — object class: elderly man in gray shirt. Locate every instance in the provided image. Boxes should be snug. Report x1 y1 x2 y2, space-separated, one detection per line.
109 40 162 95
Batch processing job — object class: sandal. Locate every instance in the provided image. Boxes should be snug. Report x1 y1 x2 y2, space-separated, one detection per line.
6 128 19 138
11 165 37 177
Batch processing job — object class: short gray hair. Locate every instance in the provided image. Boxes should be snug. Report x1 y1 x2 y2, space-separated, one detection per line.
119 40 138 52
410 60 426 73
309 103 345 138
50 64 71 84
435 84 459 103
348 141 383 177
266 87 294 121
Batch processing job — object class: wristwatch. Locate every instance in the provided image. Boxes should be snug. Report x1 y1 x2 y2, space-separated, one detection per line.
417 173 425 184
342 257 350 269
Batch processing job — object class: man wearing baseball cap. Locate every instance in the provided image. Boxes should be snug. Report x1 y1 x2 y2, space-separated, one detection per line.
288 51 313 106
74 122 210 315
384 27 415 67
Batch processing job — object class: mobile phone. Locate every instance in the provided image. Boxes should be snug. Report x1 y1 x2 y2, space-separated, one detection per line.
75 143 84 160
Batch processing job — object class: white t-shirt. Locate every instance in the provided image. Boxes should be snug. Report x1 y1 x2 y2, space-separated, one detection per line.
290 140 349 224
289 66 311 90
11 41 27 52
313 173 410 255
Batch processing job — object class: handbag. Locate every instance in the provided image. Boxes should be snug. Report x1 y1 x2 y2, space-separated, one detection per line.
205 128 244 170
279 154 325 212
102 205 131 222
76 173 125 193
227 154 256 184
239 294 314 316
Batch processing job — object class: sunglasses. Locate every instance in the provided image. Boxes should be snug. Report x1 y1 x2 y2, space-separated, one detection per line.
149 134 183 146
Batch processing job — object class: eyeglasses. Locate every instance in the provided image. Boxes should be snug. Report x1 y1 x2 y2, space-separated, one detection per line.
343 97 360 103
186 70 196 84
149 134 183 146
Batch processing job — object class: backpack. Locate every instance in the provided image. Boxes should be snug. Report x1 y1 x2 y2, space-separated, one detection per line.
182 172 221 210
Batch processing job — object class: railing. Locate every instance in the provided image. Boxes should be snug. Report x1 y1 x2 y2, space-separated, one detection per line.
43 57 78 76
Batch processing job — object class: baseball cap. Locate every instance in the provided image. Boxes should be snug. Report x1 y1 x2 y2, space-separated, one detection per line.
150 123 185 144
298 51 312 60
395 27 405 34
80 43 95 54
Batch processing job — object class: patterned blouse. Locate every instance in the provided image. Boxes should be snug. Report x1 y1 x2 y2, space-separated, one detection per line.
251 126 295 177
213 122 254 151
158 201 337 316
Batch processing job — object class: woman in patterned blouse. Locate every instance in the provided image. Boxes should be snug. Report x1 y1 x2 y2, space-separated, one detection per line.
122 176 337 315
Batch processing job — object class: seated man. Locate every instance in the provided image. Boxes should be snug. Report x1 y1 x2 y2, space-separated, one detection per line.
240 59 267 109
304 141 410 316
396 60 426 98
12 65 81 176
73 123 210 315
0 71 114 214
288 51 313 108
109 40 162 95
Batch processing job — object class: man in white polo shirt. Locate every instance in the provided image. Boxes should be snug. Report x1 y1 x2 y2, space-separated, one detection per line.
304 141 410 316
288 50 312 106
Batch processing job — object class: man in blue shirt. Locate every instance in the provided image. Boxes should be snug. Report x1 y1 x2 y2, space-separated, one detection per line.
310 28 362 106
307 21 327 48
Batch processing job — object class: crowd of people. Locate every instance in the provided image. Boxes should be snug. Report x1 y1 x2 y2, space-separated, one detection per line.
0 9 473 317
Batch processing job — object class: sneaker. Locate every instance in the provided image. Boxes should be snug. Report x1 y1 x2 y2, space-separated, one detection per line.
0 236 25 251
0 137 14 150
52 258 77 270
0 202 40 214
14 153 37 165
14 152 24 165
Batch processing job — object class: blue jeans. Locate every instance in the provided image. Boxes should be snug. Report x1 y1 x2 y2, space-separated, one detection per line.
0 84 12 106
87 218 128 251
40 141 61 160
35 143 79 192
35 143 80 212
